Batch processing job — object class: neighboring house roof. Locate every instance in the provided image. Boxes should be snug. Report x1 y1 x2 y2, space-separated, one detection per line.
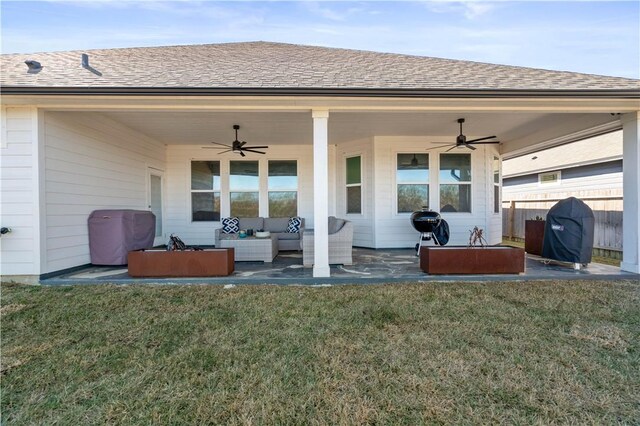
502 130 623 178
1 42 639 95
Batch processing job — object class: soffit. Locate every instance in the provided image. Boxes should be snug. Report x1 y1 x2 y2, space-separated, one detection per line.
97 110 618 148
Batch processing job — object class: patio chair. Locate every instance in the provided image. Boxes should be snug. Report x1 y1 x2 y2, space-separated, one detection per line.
302 217 353 266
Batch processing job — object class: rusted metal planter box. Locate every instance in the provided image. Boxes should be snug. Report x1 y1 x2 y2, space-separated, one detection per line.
420 246 525 274
525 220 546 256
128 249 234 277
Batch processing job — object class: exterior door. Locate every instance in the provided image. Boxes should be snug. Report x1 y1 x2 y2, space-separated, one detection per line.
148 169 164 246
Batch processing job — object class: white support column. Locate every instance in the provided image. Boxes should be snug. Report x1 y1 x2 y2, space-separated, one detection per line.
312 109 330 277
621 112 640 274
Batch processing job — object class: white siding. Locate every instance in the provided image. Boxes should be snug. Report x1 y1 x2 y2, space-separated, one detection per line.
0 107 42 276
373 136 491 248
165 144 316 246
503 173 623 205
43 112 165 273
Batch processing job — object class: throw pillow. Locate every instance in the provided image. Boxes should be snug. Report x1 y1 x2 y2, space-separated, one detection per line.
287 217 302 233
222 217 239 234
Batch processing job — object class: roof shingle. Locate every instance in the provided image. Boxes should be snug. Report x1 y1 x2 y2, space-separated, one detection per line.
1 41 638 91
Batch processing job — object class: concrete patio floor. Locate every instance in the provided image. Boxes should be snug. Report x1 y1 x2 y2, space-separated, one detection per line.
42 248 637 285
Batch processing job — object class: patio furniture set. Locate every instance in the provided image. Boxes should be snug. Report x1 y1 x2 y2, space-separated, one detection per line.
214 216 306 262
127 215 354 277
91 209 527 278
88 209 536 278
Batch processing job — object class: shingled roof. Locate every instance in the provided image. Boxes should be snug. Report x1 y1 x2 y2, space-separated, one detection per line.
1 41 638 94
503 130 623 178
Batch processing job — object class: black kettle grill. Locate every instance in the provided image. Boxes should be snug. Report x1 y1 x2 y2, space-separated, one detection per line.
410 207 443 253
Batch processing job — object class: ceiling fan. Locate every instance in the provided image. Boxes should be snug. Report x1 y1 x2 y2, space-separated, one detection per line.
400 154 424 168
427 118 500 152
202 125 268 156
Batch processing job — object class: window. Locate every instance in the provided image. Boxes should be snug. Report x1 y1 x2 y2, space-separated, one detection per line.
191 161 220 221
539 171 560 185
346 156 362 214
493 156 500 213
230 161 259 217
268 160 298 217
440 154 471 213
397 153 429 213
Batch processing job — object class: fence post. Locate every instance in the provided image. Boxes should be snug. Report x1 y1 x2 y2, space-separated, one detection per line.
508 200 516 240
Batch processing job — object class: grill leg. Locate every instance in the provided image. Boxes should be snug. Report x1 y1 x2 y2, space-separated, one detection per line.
416 233 429 256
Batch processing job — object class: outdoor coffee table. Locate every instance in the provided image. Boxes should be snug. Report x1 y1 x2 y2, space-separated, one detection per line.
217 235 278 262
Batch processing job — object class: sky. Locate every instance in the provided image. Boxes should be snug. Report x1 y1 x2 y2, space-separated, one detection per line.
1 1 638 79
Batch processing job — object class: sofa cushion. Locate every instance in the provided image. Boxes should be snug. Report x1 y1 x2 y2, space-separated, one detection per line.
239 217 264 231
221 217 239 234
328 216 345 234
275 232 300 240
264 217 290 233
287 217 303 233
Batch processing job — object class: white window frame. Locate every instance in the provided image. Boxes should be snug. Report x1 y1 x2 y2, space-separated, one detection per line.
538 170 561 186
229 159 260 217
395 152 430 215
345 154 363 216
493 156 501 214
267 159 299 217
439 152 472 214
190 160 221 223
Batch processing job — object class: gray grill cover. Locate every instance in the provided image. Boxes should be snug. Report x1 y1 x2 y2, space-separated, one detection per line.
88 210 156 265
542 197 595 264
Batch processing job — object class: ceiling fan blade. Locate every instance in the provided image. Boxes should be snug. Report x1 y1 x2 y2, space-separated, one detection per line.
210 141 232 148
468 140 501 145
244 145 269 149
240 151 246 157
430 142 455 145
202 146 232 149
239 141 247 147
443 144 476 152
425 145 454 151
217 149 232 155
466 136 497 143
242 148 266 154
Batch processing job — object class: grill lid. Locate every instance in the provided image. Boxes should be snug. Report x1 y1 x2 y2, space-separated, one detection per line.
410 207 441 233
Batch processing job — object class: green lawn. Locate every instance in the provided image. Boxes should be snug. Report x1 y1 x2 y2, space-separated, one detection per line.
2 280 639 424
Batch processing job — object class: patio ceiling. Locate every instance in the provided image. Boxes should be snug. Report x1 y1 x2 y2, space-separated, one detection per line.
99 110 620 156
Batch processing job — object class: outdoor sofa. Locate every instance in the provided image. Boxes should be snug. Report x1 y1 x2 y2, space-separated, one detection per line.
215 217 305 251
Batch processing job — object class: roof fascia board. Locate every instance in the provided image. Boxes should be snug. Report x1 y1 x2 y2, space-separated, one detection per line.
1 95 638 114
1 86 639 98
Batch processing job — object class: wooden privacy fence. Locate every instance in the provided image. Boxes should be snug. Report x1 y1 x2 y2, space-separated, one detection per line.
502 196 623 253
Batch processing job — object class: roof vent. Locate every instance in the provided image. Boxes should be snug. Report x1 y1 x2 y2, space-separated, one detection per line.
25 60 42 73
81 53 102 76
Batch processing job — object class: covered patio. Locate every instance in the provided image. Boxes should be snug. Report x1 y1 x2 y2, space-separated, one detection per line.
41 247 632 285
